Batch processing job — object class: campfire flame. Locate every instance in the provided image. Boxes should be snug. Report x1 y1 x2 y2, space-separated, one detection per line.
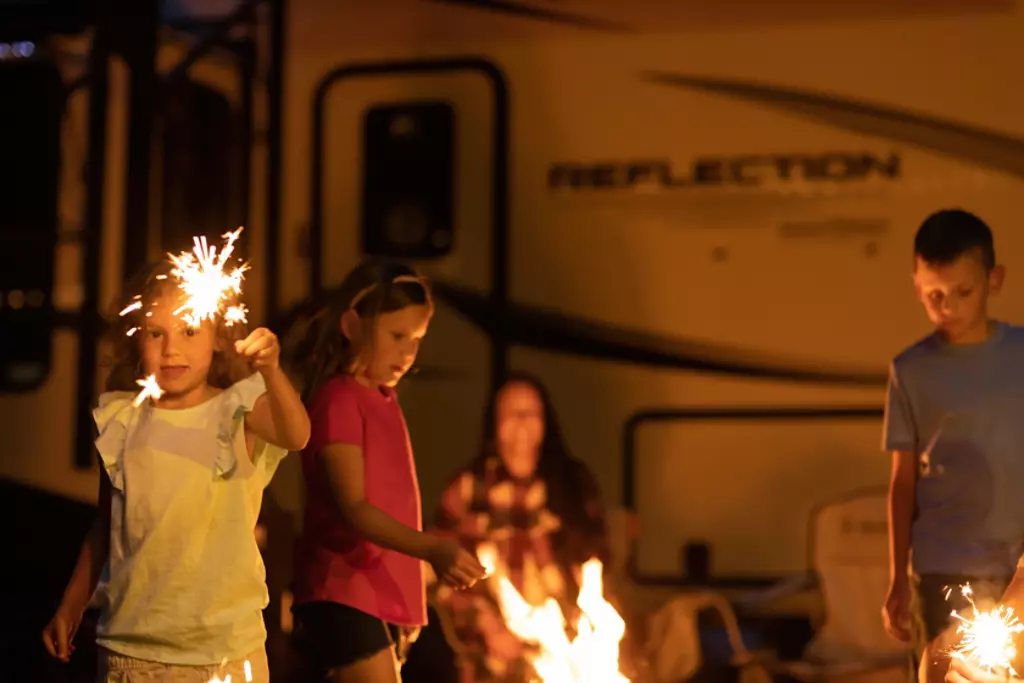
478 544 629 682
206 658 252 683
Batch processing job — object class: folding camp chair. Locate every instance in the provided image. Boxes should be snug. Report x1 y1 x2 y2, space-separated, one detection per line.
646 488 910 683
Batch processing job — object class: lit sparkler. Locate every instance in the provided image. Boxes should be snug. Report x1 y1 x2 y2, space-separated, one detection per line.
132 374 164 407
118 227 250 407
168 226 249 329
120 296 143 337
949 583 1024 676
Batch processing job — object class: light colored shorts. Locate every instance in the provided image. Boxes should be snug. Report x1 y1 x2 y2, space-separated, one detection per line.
97 647 269 683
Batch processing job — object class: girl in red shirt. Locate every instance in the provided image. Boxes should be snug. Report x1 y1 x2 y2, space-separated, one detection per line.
287 260 485 682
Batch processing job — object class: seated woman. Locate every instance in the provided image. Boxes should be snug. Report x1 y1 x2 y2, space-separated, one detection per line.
431 373 610 683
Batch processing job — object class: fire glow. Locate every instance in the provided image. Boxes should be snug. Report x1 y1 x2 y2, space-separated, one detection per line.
206 658 252 683
477 544 629 683
949 583 1024 676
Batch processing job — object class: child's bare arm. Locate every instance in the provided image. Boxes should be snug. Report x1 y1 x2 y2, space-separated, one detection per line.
321 442 485 588
63 470 111 612
881 449 917 642
997 554 1024 612
245 366 311 452
321 442 440 560
888 449 917 583
883 362 917 612
44 470 112 660
238 327 311 452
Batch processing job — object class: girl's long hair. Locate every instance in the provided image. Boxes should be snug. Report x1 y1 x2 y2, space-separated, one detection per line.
103 261 251 392
279 259 432 404
475 372 610 568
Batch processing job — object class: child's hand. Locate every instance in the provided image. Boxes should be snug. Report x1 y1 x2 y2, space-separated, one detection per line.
922 627 962 683
946 657 1015 683
428 538 486 590
882 579 911 642
235 327 281 374
41 607 80 662
396 625 421 666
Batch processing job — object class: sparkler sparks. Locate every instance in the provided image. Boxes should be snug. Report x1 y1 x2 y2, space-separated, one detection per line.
949 583 1024 676
117 227 250 407
132 375 164 407
168 227 249 330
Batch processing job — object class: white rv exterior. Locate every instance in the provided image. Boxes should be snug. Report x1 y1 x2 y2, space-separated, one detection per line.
5 0 1023 587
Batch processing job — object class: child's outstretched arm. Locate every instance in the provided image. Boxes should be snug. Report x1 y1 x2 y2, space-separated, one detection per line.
322 442 485 590
43 469 112 662
237 327 311 452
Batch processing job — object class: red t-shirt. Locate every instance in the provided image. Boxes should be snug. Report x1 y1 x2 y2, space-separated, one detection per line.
292 375 426 626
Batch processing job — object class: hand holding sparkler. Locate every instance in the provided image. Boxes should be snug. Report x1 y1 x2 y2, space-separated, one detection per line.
949 584 1024 677
429 537 486 590
235 328 281 374
948 656 1019 683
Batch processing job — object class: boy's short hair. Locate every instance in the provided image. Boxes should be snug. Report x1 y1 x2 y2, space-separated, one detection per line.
914 209 995 270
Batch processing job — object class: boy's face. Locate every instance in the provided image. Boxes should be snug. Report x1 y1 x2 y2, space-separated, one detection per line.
913 249 1003 340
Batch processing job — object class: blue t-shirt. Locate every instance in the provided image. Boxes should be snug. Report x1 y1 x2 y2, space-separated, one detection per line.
884 321 1024 577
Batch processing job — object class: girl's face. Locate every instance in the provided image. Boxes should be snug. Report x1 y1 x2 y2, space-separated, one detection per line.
355 304 432 387
139 291 217 401
495 381 545 478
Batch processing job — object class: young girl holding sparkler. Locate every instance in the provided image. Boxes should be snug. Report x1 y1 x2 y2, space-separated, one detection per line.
41 255 310 683
286 260 486 683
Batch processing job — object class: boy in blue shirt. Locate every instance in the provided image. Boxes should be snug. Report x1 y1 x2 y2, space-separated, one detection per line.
882 209 1024 683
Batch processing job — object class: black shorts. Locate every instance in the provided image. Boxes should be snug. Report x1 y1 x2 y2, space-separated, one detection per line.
293 601 402 671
